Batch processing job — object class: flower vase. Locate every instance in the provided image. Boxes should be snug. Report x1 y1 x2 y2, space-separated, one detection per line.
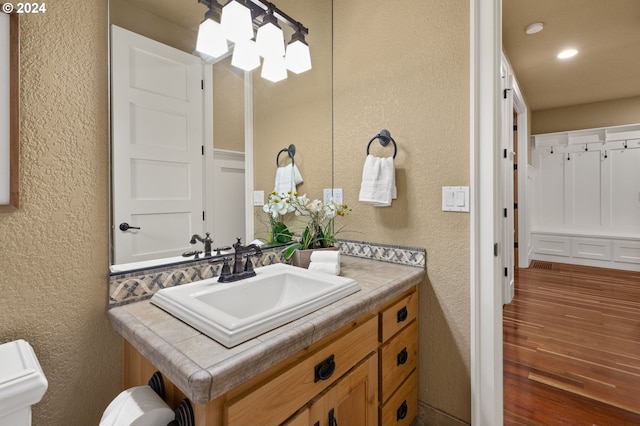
291 246 339 269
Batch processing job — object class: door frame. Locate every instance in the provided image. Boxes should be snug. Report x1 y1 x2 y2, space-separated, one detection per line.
470 0 504 424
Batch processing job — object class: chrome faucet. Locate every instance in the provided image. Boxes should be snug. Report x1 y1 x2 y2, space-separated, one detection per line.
190 232 213 257
218 238 262 283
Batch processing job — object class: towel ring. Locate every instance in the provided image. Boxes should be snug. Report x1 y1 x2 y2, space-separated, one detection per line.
366 129 397 158
276 144 296 166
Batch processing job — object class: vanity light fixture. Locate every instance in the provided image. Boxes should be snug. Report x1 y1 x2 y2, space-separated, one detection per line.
285 26 312 74
261 55 287 82
231 39 261 71
195 1 229 60
557 48 578 59
196 0 310 81
221 0 254 42
255 8 285 58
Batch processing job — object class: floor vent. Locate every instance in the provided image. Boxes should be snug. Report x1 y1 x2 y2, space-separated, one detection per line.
531 260 553 270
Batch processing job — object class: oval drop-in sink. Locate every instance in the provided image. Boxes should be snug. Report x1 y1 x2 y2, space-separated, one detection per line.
150 263 360 347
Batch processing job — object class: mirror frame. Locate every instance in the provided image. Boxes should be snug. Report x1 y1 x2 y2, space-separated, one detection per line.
0 8 19 212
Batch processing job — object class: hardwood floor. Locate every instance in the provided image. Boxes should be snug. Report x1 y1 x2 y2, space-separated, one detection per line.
503 262 640 425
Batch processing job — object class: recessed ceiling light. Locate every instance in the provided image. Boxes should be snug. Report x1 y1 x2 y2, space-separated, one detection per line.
525 22 544 34
557 49 578 59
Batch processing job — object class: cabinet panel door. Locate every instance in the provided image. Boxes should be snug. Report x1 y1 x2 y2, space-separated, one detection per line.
225 317 377 426
537 153 566 227
379 320 418 404
609 148 640 228
309 353 378 426
571 150 601 226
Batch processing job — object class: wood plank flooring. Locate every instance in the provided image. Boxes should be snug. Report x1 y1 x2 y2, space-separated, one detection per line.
503 262 640 425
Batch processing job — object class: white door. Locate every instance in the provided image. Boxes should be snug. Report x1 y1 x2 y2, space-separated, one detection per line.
501 60 515 304
211 150 246 247
111 25 204 264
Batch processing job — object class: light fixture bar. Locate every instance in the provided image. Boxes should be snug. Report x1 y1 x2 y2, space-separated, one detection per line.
245 0 308 36
198 0 308 36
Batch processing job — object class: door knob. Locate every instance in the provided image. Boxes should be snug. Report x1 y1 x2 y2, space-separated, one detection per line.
119 222 141 231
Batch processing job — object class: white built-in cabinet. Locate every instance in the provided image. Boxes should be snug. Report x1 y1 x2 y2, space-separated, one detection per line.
530 123 640 271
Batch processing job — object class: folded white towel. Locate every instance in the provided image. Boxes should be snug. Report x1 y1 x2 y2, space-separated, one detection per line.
310 250 340 263
274 164 304 194
308 261 340 275
358 155 397 207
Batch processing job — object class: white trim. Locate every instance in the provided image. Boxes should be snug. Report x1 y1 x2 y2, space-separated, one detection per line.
511 72 530 268
244 71 254 242
470 0 503 424
204 63 215 235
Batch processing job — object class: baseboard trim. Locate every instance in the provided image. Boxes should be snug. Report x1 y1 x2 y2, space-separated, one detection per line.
415 401 470 426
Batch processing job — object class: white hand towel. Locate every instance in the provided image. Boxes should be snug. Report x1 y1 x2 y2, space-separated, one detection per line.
274 164 304 194
310 250 340 263
308 261 340 275
358 155 397 207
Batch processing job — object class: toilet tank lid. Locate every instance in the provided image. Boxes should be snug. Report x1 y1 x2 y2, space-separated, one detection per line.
0 339 48 413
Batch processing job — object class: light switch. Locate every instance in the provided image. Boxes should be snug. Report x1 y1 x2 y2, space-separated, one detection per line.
446 191 455 206
442 186 469 212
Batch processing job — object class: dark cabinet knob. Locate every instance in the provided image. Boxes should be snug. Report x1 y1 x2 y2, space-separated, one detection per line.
397 306 408 323
314 354 336 383
397 400 408 420
397 347 408 366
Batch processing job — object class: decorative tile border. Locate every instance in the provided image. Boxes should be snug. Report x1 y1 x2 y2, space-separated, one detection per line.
108 247 287 307
108 240 424 307
337 239 426 268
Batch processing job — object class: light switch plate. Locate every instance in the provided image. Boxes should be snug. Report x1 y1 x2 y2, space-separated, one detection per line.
442 186 469 212
323 188 343 204
253 190 264 206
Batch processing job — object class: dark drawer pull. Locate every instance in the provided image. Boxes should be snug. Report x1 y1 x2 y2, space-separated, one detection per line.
397 400 408 421
397 306 408 323
314 354 335 383
397 347 408 366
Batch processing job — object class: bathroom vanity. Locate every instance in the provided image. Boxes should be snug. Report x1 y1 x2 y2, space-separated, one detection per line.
108 255 423 425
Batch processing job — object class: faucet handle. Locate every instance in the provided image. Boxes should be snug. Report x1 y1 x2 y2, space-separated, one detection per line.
219 257 232 280
244 254 255 274
214 246 232 256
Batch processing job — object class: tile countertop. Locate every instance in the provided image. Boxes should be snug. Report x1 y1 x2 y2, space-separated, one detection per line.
107 256 425 404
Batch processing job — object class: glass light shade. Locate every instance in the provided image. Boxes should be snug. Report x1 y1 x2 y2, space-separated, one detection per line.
231 40 260 71
221 0 254 43
285 40 311 74
195 19 229 60
256 21 285 58
261 55 287 82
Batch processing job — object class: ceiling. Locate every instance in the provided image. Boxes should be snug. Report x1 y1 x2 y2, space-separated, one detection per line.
502 0 640 111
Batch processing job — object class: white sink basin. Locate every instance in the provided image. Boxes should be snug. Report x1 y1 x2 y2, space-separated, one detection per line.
150 263 360 347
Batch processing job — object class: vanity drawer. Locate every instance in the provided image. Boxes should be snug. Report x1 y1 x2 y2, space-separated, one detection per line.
379 369 418 426
380 290 418 343
224 316 377 426
379 319 418 403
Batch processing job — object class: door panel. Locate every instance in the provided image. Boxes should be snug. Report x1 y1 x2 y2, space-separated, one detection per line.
112 25 204 264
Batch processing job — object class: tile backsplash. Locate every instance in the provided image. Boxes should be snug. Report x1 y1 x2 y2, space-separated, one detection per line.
108 240 425 307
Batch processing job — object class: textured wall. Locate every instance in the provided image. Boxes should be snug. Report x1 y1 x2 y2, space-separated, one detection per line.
532 95 640 134
333 1 471 422
0 1 121 425
213 57 245 152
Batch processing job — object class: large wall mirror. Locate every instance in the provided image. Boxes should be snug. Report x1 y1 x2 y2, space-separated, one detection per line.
108 0 334 270
0 9 19 212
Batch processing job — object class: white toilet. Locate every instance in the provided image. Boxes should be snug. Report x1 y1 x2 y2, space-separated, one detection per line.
0 339 48 426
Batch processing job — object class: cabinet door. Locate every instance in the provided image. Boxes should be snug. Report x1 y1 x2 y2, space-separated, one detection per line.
309 353 378 426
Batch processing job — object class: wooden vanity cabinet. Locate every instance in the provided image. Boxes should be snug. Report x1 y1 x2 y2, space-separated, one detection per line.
121 287 418 426
378 290 419 426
